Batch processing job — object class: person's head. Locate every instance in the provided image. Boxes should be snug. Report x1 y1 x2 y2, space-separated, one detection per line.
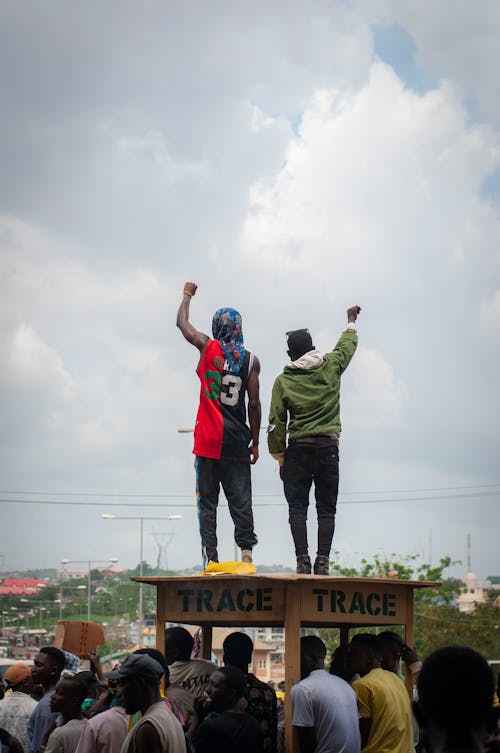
32 647 66 690
329 644 351 682
300 636 326 680
223 632 253 672
74 671 99 700
347 634 383 678
415 646 494 742
286 329 314 361
133 648 167 672
378 631 404 673
107 654 164 715
205 667 246 713
134 648 170 686
164 626 194 664
212 308 243 343
4 664 33 695
50 678 87 718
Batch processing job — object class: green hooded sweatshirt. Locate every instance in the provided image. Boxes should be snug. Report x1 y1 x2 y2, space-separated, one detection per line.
267 330 358 460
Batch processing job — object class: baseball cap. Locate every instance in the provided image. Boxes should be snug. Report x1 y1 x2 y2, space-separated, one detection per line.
106 654 164 683
4 664 31 687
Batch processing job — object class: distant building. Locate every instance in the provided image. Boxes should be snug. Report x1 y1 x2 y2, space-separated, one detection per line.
456 571 489 613
99 568 126 578
57 566 123 581
252 627 285 684
0 578 46 595
57 567 89 581
487 576 500 590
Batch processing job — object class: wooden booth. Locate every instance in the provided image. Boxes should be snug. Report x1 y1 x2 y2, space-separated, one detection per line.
134 573 438 753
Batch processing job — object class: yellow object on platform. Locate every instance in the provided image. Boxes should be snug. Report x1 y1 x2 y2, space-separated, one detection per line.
203 560 256 575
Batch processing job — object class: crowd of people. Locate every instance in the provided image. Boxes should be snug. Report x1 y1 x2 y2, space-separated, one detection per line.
0 630 498 753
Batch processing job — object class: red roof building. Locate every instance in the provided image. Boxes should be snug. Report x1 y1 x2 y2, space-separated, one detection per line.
0 578 47 595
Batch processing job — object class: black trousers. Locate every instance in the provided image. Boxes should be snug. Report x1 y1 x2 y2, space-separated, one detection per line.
195 456 258 565
283 442 339 557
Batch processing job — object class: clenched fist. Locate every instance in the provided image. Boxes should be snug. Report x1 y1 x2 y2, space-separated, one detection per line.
347 305 361 323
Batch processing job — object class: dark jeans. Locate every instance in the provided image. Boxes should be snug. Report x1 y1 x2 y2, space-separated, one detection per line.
195 456 258 565
283 442 339 557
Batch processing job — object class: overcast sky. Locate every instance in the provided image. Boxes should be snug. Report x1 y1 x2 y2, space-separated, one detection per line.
1 1 499 580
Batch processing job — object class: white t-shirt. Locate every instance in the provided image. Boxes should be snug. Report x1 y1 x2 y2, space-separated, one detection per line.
291 669 361 753
168 659 216 699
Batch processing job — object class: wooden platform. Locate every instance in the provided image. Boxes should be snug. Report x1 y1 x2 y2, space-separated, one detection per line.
134 573 438 753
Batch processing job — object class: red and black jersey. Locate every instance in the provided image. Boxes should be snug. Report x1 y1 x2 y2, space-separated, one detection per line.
193 339 254 460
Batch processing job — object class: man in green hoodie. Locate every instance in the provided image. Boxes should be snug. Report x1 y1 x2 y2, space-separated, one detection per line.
267 305 361 575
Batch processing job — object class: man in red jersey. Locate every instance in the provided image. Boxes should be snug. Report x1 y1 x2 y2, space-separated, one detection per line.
177 281 261 566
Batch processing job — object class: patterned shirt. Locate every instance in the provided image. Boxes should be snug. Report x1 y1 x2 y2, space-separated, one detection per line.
242 674 277 753
0 691 37 751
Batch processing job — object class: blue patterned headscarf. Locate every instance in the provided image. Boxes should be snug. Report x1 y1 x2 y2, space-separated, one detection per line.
212 307 245 374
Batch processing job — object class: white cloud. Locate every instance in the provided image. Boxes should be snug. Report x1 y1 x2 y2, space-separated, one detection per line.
369 0 500 124
241 61 499 291
343 346 407 426
480 290 500 332
8 324 75 400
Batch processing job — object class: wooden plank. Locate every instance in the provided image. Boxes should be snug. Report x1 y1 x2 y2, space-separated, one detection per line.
200 626 213 660
300 580 407 625
339 625 350 645
404 586 415 696
156 584 166 652
284 580 301 753
162 577 286 624
156 584 166 690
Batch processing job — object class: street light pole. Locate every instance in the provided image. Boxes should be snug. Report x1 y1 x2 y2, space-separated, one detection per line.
139 517 144 646
88 561 91 622
102 513 183 646
60 558 119 622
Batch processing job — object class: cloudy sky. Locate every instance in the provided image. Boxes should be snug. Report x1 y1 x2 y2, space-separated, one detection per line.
1 1 499 579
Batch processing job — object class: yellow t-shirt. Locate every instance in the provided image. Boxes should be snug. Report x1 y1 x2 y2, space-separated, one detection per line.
352 668 412 753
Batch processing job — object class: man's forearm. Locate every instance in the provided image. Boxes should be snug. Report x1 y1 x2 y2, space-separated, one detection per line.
176 283 208 351
176 294 191 331
248 400 261 447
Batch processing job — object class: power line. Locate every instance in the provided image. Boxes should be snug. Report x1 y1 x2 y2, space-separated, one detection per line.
1 489 500 508
1 482 500 498
341 482 500 495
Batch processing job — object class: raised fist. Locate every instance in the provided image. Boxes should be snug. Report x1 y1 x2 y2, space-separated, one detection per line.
347 305 361 322
183 281 198 297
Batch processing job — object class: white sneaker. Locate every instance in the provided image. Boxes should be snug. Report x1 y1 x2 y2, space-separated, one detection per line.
241 549 253 563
